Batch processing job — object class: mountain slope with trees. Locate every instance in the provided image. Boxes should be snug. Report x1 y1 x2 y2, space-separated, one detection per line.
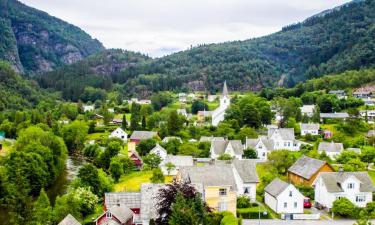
0 0 104 73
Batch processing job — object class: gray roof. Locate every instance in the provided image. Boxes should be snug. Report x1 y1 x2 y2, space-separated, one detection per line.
301 123 319 131
140 184 165 221
200 136 225 142
329 90 346 95
179 165 237 191
162 136 182 143
150 144 167 155
130 131 158 140
318 142 344 153
108 205 133 223
233 159 259 183
320 113 349 119
288 156 327 180
211 140 244 155
162 155 194 167
222 81 229 97
268 128 295 140
265 178 290 198
367 130 375 137
58 214 81 225
105 192 141 209
246 136 274 151
318 172 375 193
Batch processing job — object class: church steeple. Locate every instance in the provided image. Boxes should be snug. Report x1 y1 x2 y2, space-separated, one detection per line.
222 81 229 97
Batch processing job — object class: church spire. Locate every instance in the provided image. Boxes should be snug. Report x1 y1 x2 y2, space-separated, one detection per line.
222 81 229 97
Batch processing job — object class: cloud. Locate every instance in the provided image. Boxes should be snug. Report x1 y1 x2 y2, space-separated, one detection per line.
20 0 351 57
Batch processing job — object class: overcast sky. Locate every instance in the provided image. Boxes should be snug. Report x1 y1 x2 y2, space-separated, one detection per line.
20 0 351 57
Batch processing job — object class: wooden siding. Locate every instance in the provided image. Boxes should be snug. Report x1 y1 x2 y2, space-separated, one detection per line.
288 163 334 186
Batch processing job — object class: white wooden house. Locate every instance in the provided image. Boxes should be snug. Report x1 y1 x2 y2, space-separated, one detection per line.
150 144 167 160
318 142 343 159
300 123 319 136
210 139 243 159
108 128 128 142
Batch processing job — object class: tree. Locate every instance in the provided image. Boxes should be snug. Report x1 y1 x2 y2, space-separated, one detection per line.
137 139 157 156
32 189 52 225
178 143 200 157
61 120 88 154
150 168 165 183
191 100 208 114
237 195 251 208
151 92 173 111
88 121 96 134
162 139 181 155
332 197 356 218
168 193 202 225
99 141 122 169
109 158 123 182
268 150 297 174
142 115 147 129
143 153 162 170
242 104 261 128
77 164 100 196
130 103 142 130
122 114 127 130
167 111 184 135
217 154 233 160
243 148 257 159
236 127 257 142
165 162 176 175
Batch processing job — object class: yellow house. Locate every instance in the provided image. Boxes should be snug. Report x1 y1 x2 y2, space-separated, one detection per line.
177 165 237 215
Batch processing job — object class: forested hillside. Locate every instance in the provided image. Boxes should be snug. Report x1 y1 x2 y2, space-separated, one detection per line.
0 0 104 73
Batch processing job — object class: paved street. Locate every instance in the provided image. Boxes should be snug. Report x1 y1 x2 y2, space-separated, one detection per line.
242 219 370 225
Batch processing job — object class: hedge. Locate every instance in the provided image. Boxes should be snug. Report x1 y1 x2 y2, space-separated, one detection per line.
220 211 240 225
237 207 271 219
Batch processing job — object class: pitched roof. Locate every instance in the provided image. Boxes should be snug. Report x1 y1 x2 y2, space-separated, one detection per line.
246 136 274 151
329 90 346 95
162 155 194 167
268 128 295 140
301 123 319 131
162 136 182 143
211 140 244 155
288 156 327 180
179 165 237 190
233 159 259 183
320 112 349 119
150 144 167 155
367 130 375 137
108 205 133 223
130 131 157 140
222 81 229 97
58 214 81 225
318 172 375 193
105 192 141 209
200 136 225 142
300 105 315 114
265 178 290 198
318 142 344 153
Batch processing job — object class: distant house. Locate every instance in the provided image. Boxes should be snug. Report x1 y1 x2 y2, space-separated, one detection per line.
323 130 333 139
197 110 212 123
128 142 143 169
245 136 274 160
210 139 244 159
314 172 375 209
112 118 123 125
177 108 188 117
104 192 141 224
353 90 372 99
108 108 115 113
367 130 375 138
318 142 344 159
130 131 158 144
300 105 315 117
364 99 375 106
149 144 167 160
160 155 194 175
109 128 128 142
264 178 305 215
138 100 151 105
95 205 133 225
267 128 300 151
178 93 187 102
162 136 182 143
199 136 225 142
83 105 95 112
58 214 81 225
320 112 349 120
360 110 375 121
329 90 346 99
300 123 319 136
288 156 334 186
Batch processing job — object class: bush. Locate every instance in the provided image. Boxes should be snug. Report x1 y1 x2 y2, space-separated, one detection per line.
296 185 314 200
332 197 356 218
236 207 271 219
237 195 251 208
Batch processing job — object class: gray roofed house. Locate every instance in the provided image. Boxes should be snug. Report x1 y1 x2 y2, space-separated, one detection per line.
210 139 244 159
264 178 290 198
318 142 344 159
245 136 274 160
232 159 259 183
105 192 141 210
317 172 375 193
300 123 320 136
130 131 158 141
200 136 225 142
179 165 238 191
320 112 349 119
160 155 194 175
109 205 134 223
58 214 81 225
267 128 295 140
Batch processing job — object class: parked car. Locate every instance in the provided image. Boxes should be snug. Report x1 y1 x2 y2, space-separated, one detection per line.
304 198 312 208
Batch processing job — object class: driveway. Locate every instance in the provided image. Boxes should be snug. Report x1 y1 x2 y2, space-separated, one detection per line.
242 219 366 225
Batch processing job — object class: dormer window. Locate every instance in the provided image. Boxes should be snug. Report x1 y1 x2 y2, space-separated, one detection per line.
348 183 355 189
289 191 293 197
106 212 112 218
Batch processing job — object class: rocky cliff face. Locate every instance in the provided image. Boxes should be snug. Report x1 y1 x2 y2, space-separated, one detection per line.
0 0 105 74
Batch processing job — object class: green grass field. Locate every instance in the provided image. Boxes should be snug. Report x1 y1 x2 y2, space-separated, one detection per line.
368 171 375 184
114 171 173 192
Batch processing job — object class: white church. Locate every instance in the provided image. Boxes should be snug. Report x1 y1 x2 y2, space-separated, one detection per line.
211 81 230 126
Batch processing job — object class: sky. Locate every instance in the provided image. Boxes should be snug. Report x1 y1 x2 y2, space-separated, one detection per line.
20 0 351 57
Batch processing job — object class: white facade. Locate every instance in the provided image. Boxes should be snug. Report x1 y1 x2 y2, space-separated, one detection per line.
150 144 167 160
314 175 373 209
300 105 315 117
109 128 128 142
83 105 94 112
265 184 304 214
300 124 319 136
269 129 300 151
211 82 230 126
232 165 257 201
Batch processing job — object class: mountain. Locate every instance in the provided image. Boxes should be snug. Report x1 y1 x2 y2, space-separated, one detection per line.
0 0 104 74
38 0 375 98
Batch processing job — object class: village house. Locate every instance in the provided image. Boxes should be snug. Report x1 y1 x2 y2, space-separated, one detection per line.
320 112 349 120
149 144 167 159
177 108 188 117
161 136 182 143
95 205 134 225
329 90 347 99
109 128 128 142
104 192 142 224
300 105 315 117
267 128 301 151
353 90 372 99
230 159 259 200
318 142 344 159
210 139 244 159
83 105 95 112
367 130 375 138
58 214 81 225
300 123 320 136
211 81 231 126
245 136 274 160
127 142 143 169
288 156 334 186
264 178 305 216
360 110 375 121
314 172 375 209
200 136 225 142
160 155 194 175
130 131 158 144
197 110 212 123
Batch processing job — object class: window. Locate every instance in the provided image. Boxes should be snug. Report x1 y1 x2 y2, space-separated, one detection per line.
262 152 266 157
258 145 262 149
289 191 293 197
284 202 287 208
294 202 297 208
106 212 112 218
284 142 287 147
219 202 227 211
244 187 249 194
348 183 355 189
219 188 227 196
356 195 366 202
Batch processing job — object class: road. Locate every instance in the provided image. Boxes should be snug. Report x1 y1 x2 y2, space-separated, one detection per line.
242 219 367 225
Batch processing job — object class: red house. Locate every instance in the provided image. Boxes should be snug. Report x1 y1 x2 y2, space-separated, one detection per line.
129 131 158 145
129 151 143 169
95 205 133 225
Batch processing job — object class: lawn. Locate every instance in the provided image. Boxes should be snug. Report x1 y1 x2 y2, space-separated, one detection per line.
368 170 375 184
114 171 173 192
86 132 109 141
